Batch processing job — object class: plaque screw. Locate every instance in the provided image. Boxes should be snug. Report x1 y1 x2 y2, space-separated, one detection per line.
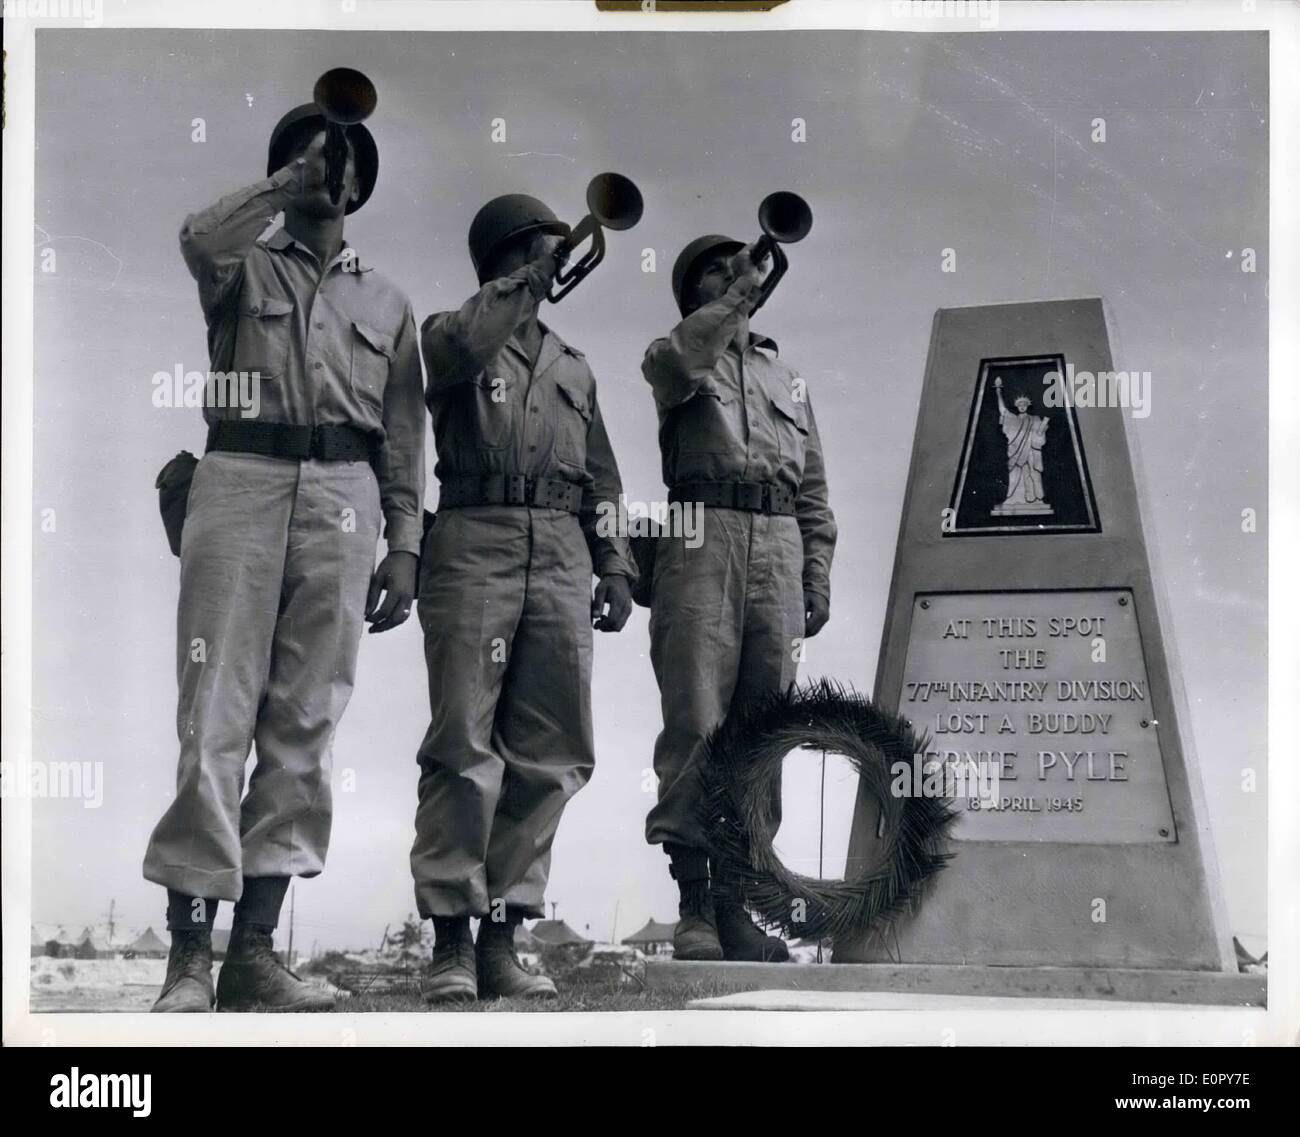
920 600 930 609
1118 596 1128 606
1141 719 1149 728
1159 828 1170 837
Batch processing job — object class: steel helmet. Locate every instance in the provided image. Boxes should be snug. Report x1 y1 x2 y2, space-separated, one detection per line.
671 234 746 315
468 194 571 281
266 103 378 214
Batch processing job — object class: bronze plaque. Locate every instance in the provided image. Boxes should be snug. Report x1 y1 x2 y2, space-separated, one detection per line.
898 589 1176 843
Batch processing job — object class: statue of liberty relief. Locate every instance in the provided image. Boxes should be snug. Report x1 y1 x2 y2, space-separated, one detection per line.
991 376 1053 516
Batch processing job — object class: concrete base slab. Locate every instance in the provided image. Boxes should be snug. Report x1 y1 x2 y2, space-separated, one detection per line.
688 990 1181 1012
646 960 1265 1007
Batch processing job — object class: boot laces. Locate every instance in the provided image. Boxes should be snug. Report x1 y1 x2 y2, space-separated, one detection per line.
431 931 475 972
173 933 205 964
479 927 526 970
239 928 306 980
680 879 712 917
162 933 209 992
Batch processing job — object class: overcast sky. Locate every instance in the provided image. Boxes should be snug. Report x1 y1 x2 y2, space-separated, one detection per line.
31 28 1267 953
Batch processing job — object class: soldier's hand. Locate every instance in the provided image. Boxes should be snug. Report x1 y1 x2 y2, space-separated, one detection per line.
592 573 633 632
366 551 418 634
728 244 765 288
529 232 570 279
804 589 830 638
288 131 329 193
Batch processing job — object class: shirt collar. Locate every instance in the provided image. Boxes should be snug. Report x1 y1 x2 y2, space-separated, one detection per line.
505 321 585 370
265 227 373 273
747 332 779 355
541 322 585 359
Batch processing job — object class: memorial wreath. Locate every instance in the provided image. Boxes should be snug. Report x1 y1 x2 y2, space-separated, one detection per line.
699 679 959 943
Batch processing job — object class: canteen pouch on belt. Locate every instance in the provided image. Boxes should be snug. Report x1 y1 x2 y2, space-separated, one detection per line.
629 518 665 609
156 450 199 557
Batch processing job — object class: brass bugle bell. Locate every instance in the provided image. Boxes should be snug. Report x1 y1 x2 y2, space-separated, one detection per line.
748 190 813 313
548 172 645 303
313 67 378 206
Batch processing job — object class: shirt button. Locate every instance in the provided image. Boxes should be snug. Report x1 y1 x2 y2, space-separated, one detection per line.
531 406 539 414
313 361 323 370
529 444 538 451
315 321 325 330
250 305 260 315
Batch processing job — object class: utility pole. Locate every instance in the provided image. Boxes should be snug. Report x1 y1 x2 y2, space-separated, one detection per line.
549 902 558 921
609 900 620 945
106 899 116 947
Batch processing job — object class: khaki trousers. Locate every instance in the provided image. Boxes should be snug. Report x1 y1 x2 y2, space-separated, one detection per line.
411 506 595 919
143 452 381 900
646 509 805 851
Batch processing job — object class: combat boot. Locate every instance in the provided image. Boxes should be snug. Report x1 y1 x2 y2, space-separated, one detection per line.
712 859 789 962
476 915 557 1000
423 917 477 1005
215 923 335 1012
668 845 723 961
151 929 215 1012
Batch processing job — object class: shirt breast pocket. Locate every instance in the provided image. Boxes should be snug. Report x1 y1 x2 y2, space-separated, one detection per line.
468 372 518 451
351 321 395 414
768 385 810 471
554 375 593 470
675 382 734 458
235 294 294 380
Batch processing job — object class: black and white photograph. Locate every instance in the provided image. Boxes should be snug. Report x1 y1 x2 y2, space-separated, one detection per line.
2 0 1297 1077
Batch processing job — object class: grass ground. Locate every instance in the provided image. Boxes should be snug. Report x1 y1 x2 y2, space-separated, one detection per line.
29 955 742 1013
341 975 740 1013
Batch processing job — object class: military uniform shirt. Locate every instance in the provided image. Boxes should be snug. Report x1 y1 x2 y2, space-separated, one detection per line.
421 263 635 580
178 164 426 554
641 278 837 599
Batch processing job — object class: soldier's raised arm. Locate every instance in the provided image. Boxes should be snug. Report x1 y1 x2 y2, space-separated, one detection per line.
178 161 303 322
422 244 561 400
641 273 762 409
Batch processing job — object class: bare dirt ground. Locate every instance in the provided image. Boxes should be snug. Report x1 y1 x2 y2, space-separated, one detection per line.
31 958 168 1013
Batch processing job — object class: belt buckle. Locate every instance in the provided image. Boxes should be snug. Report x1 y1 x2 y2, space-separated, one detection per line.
505 474 528 506
308 426 328 461
735 482 762 511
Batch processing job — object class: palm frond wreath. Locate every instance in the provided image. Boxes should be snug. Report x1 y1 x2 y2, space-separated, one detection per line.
699 679 959 944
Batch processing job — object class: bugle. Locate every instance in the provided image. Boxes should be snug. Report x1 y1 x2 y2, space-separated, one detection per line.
312 67 378 206
747 190 812 313
547 172 645 303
